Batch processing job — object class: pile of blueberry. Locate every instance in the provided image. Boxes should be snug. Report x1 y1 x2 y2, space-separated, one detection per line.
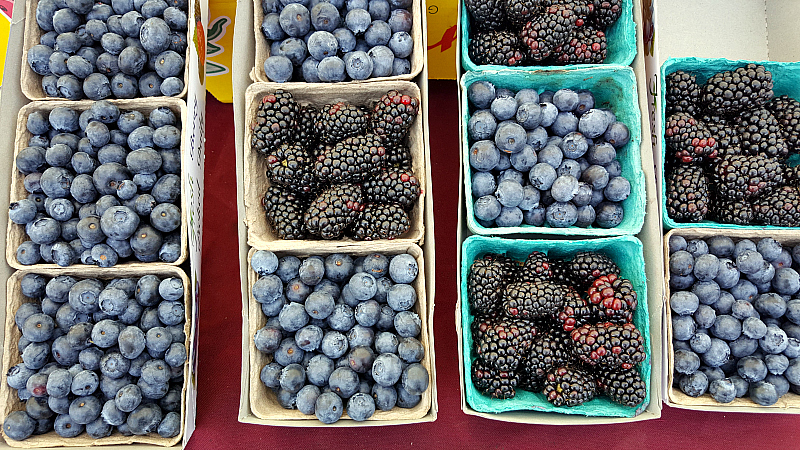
669 234 800 406
2 273 187 441
10 101 182 267
260 0 414 82
466 81 632 229
26 0 189 99
251 250 429 423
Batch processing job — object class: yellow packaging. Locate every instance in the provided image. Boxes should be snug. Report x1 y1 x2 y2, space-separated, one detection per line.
426 0 456 79
0 0 12 88
206 0 236 102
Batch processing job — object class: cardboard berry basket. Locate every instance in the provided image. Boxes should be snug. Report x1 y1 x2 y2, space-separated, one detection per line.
0 266 193 447
242 80 426 249
460 66 646 238
245 243 435 424
20 0 195 100
663 227 800 413
459 0 636 73
659 57 800 230
6 98 190 271
250 0 424 84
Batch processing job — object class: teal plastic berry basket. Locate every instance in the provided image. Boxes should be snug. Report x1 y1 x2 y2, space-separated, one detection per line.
661 58 800 230
461 68 645 237
460 235 651 417
460 0 636 73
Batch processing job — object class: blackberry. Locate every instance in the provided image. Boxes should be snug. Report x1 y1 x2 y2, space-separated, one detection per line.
520 3 577 62
303 184 364 239
473 317 535 372
752 186 800 227
596 367 646 407
262 186 307 239
570 322 645 370
386 145 413 169
666 71 701 116
464 0 507 31
484 253 522 280
701 64 774 116
468 257 510 315
553 285 593 332
588 0 621 29
549 259 572 286
664 113 718 165
265 143 318 196
736 108 789 159
701 115 741 159
471 358 519 399
314 134 386 183
710 198 754 225
519 333 570 392
504 0 542 26
566 251 620 290
503 281 563 320
551 27 607 65
251 90 299 155
315 102 369 145
468 31 526 67
767 95 800 152
371 91 420 150
586 273 637 324
348 203 411 240
516 251 552 283
712 153 784 201
362 170 421 210
294 105 318 149
665 165 709 223
543 366 597 407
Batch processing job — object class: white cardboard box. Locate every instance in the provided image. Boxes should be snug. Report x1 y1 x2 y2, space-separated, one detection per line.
0 0 207 445
454 0 664 423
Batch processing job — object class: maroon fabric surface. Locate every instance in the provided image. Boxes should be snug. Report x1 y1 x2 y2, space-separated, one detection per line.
190 81 798 449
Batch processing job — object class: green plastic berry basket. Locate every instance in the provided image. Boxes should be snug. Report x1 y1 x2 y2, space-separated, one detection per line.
460 67 645 237
661 57 800 230
459 234 651 417
460 0 636 73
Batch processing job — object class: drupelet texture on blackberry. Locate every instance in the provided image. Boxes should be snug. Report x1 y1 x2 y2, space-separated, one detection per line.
348 203 411 240
566 251 620 290
702 114 741 159
588 0 621 28
314 134 386 183
472 358 520 399
371 91 420 150
468 31 526 67
519 333 570 392
503 281 564 320
666 71 701 116
664 113 718 165
303 184 363 239
767 95 800 152
464 0 507 31
752 186 800 227
551 27 607 65
294 105 318 149
553 285 594 332
505 0 542 26
736 108 789 160
520 4 577 62
701 64 774 116
385 145 413 169
265 143 318 196
473 317 535 372
665 165 709 223
363 170 421 210
263 186 307 239
316 102 370 145
596 367 646 407
712 153 784 201
251 90 299 155
570 322 645 370
543 366 597 407
468 257 511 315
549 258 572 286
484 253 521 279
586 273 637 324
710 198 754 225
516 251 552 283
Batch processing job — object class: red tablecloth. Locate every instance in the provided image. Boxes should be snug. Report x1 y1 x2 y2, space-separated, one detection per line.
191 81 798 449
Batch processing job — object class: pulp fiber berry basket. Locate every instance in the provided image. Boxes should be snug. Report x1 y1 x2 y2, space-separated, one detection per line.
459 235 651 417
459 0 636 72
660 57 800 230
460 67 645 237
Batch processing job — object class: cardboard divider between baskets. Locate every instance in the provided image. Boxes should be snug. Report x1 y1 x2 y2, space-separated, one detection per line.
6 98 190 270
20 0 193 101
250 0 424 84
243 81 426 249
664 228 800 412
247 242 433 423
0 265 192 447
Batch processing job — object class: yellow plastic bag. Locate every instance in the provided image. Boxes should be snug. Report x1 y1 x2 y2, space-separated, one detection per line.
206 0 236 102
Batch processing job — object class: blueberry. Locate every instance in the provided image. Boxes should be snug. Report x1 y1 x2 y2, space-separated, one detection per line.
473 194 501 221
689 331 712 353
603 121 630 148
741 316 767 340
388 254 417 284
701 338 730 368
543 201 576 228
550 175 578 203
594 201 623 228
163 5 187 29
760 325 788 354
672 313 697 340
4 411 37 441
747 380 779 405
467 80 496 109
314 391 343 423
577 109 609 138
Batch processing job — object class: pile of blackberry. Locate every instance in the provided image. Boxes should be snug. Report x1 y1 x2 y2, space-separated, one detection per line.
664 64 800 227
668 234 800 405
465 0 624 67
467 250 647 408
251 89 422 241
